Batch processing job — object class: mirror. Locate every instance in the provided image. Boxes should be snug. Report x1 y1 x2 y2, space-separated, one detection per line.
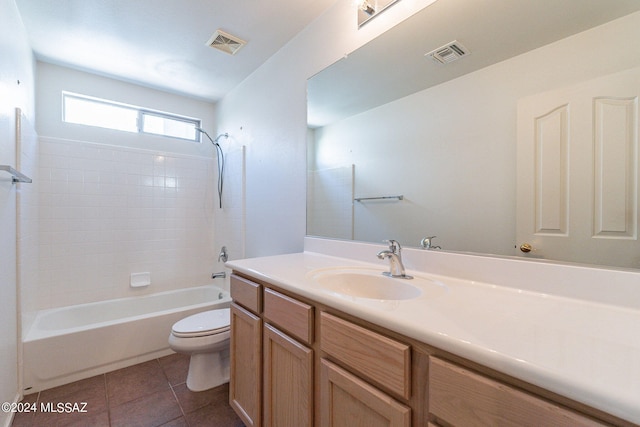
307 0 640 269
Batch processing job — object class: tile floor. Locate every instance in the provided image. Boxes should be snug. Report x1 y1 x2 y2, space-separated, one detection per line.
11 353 244 427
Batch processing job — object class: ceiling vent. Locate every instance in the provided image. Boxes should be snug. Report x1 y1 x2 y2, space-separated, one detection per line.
426 41 469 64
206 30 246 55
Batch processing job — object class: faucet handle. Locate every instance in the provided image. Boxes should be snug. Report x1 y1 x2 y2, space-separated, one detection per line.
218 246 228 262
420 236 437 249
383 239 402 254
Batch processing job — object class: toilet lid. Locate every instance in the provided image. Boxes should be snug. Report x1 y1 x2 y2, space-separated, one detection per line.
172 308 230 337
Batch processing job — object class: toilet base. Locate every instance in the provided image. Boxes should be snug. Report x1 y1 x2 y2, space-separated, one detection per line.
186 348 230 392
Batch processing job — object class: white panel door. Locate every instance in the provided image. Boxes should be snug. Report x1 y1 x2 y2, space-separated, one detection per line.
516 67 640 268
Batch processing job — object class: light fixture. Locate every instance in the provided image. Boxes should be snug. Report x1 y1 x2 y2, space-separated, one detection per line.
359 0 376 16
358 0 400 27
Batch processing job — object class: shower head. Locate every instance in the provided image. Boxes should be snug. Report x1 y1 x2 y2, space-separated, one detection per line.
195 127 228 145
215 133 229 143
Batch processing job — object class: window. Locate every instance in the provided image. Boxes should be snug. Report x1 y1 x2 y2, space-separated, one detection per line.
62 92 201 142
141 111 199 141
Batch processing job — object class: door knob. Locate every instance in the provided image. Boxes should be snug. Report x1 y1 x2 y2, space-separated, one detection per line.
519 243 532 253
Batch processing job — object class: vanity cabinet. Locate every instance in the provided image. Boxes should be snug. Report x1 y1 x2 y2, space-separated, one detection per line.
230 271 629 427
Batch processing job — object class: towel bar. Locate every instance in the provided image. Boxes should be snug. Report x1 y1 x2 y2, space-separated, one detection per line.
0 165 32 183
354 195 403 202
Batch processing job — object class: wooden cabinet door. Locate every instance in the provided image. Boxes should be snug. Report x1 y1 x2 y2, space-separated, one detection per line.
230 303 262 427
263 323 313 427
320 359 411 427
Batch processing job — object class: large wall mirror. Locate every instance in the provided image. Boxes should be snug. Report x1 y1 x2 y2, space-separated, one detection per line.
307 0 640 270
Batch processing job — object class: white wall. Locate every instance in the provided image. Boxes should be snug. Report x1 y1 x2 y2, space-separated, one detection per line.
213 144 246 284
216 0 441 257
311 12 640 255
0 0 35 424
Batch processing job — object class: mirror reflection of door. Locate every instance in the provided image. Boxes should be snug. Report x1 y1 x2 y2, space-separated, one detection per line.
517 67 640 268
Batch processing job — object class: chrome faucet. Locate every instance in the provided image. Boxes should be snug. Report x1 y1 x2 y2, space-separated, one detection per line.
377 240 413 279
211 271 226 279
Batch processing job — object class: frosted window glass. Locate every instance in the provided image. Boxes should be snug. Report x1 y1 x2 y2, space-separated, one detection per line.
142 113 198 141
63 96 137 132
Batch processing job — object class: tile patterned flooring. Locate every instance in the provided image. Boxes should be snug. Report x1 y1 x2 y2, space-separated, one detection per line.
11 353 244 427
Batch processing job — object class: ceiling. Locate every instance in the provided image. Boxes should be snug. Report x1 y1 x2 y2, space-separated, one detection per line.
15 0 338 102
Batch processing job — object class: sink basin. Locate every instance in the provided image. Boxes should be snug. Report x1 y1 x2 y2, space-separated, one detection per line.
307 267 447 301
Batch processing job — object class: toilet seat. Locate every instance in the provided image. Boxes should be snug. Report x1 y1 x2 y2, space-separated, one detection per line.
171 308 230 338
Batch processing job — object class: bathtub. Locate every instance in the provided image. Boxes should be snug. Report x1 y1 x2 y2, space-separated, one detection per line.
23 285 231 393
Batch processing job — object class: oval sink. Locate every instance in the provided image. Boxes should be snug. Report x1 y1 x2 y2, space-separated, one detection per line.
307 268 447 301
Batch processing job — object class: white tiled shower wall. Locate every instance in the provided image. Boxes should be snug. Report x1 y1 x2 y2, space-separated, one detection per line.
37 137 217 310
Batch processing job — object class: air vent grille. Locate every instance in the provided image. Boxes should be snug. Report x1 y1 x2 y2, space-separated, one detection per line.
206 30 246 55
426 41 469 64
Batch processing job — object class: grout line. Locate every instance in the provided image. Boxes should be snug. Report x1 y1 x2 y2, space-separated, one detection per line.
168 382 190 427
159 356 190 427
102 373 111 427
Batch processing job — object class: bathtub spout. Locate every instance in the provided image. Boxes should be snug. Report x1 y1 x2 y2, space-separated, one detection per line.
212 272 226 279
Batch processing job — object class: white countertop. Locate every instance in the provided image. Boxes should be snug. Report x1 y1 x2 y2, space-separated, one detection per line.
227 248 640 424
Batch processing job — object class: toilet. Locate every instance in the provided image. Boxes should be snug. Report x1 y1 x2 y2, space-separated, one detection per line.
168 308 231 392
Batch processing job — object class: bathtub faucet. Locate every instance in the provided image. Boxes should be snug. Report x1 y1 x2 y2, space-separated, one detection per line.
211 272 226 279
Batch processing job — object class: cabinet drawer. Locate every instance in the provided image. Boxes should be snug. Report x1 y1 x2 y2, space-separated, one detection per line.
230 274 262 314
263 288 314 345
320 312 411 399
429 357 606 427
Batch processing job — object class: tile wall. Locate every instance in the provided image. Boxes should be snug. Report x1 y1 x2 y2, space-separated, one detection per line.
37 137 217 310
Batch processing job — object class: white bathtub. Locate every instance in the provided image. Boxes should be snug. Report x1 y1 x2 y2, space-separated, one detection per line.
23 285 231 393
